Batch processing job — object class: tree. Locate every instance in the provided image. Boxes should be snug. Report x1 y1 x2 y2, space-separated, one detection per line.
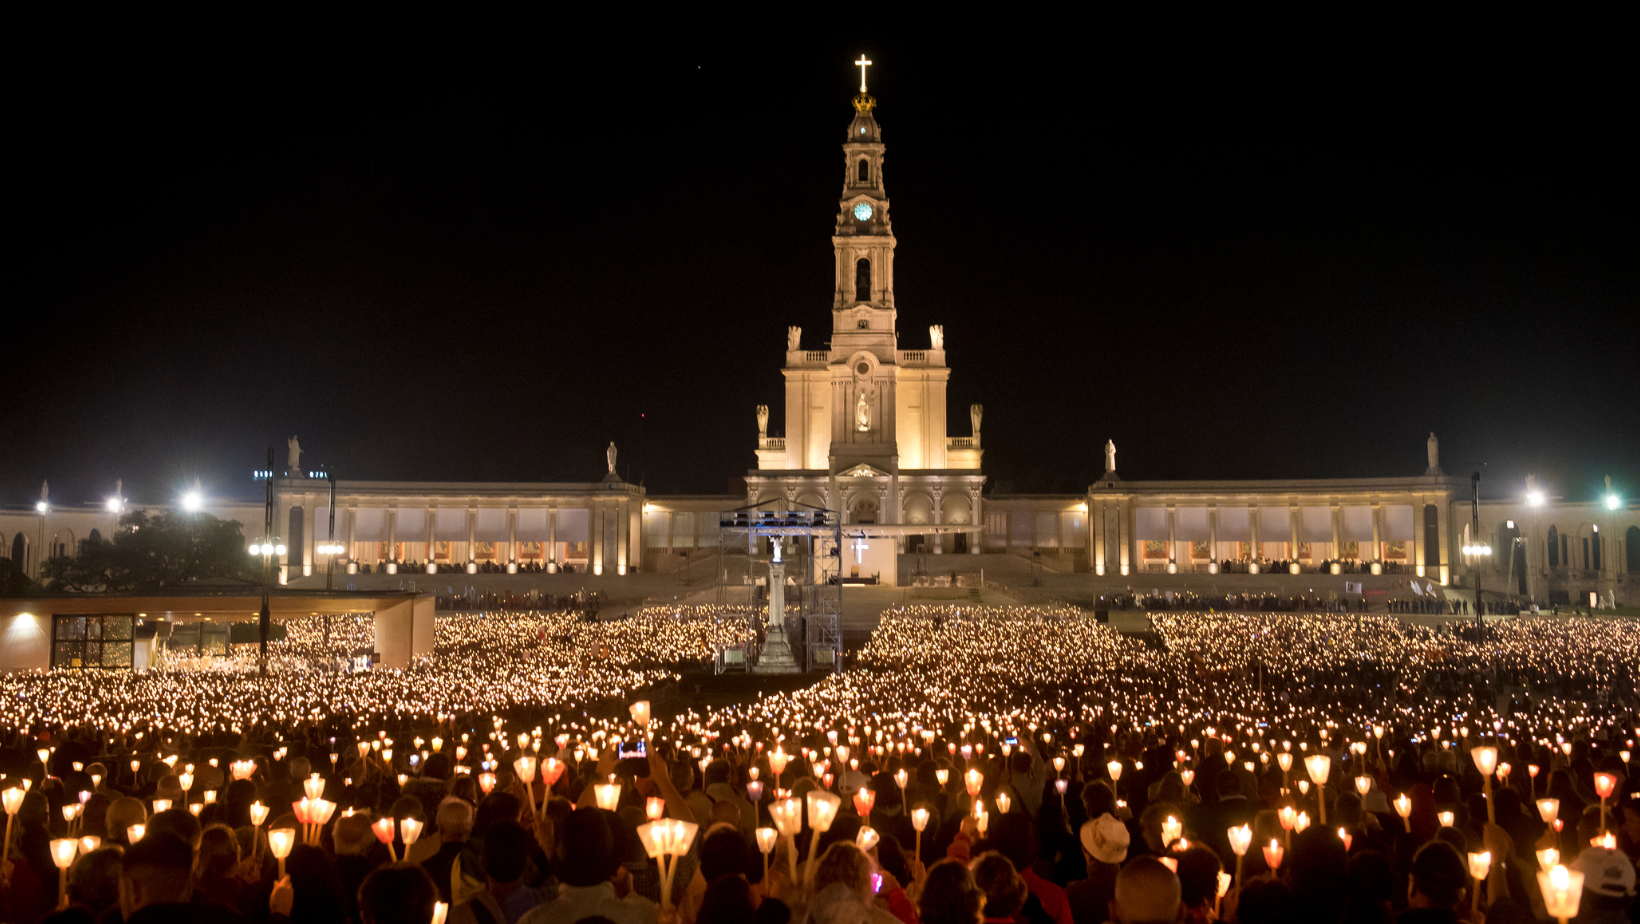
41 510 259 592
0 558 37 596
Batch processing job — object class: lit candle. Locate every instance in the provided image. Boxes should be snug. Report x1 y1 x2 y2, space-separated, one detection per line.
1537 864 1584 924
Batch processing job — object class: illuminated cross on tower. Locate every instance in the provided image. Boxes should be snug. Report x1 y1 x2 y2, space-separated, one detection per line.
851 534 870 564
855 55 873 93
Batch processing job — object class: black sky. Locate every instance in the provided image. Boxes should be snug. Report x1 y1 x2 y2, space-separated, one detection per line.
8 26 1636 507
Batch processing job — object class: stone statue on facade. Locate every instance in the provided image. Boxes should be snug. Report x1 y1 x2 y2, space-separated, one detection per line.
287 436 302 475
756 405 769 438
929 325 944 350
855 390 871 432
1426 432 1441 475
970 403 983 436
606 441 619 475
1105 439 1117 474
787 326 801 351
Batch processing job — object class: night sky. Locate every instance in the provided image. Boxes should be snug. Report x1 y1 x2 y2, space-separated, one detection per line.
9 32 1636 508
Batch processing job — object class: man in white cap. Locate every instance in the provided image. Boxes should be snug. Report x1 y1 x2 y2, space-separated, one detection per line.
1066 812 1129 924
1570 846 1635 924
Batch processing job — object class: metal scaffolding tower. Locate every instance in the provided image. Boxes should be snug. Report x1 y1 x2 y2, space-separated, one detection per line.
716 501 843 672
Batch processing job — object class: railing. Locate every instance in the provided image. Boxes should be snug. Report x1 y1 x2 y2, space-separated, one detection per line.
759 438 786 450
948 437 978 450
899 350 927 363
804 351 829 362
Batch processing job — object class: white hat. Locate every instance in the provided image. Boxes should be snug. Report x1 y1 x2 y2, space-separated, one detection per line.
1080 813 1130 865
1573 847 1636 898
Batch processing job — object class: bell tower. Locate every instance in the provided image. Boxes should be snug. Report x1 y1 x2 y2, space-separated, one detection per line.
831 58 897 362
825 58 899 479
749 57 983 541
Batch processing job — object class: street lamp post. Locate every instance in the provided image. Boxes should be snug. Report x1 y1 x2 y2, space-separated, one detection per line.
1465 471 1491 635
250 448 284 679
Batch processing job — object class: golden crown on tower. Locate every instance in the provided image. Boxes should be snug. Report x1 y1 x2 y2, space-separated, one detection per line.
852 92 876 113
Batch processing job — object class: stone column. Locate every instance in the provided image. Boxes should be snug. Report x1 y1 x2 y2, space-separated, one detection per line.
302 503 316 577
1166 506 1178 572
1411 497 1425 578
1092 498 1106 576
1364 505 1377 564
931 486 945 554
1208 506 1218 572
346 506 357 573
426 507 438 575
970 487 984 554
466 506 477 574
827 459 839 517
547 508 558 573
629 502 643 574
1249 506 1260 573
1331 503 1342 564
616 500 629 576
895 486 906 552
386 507 398 575
592 502 605 576
1289 504 1300 571
507 507 518 573
1435 496 1452 585
1120 501 1133 575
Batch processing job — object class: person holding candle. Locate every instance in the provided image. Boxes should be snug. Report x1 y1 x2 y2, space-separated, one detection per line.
1172 845 1221 924
916 859 986 924
969 851 1033 924
447 820 553 924
1568 846 1635 924
358 863 442 924
519 808 656 924
1398 841 1468 924
421 799 483 906
330 813 381 924
1104 857 1180 924
801 841 901 924
1066 812 1126 924
191 823 247 910
989 814 1071 924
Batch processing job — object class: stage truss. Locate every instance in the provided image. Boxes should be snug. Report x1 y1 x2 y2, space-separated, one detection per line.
716 502 843 672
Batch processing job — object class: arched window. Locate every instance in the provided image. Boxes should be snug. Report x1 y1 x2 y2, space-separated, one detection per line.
1627 526 1640 574
858 158 870 183
1546 525 1559 567
855 258 871 302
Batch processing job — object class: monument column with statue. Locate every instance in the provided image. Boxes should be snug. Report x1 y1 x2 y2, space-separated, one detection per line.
753 552 801 673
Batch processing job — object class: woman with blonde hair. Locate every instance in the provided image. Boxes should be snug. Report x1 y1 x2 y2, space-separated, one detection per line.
802 841 900 924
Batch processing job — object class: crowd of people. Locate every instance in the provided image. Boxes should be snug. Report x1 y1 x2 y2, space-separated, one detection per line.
1101 592 1369 614
357 562 583 577
1212 560 1415 576
1 604 1637 924
432 591 606 617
